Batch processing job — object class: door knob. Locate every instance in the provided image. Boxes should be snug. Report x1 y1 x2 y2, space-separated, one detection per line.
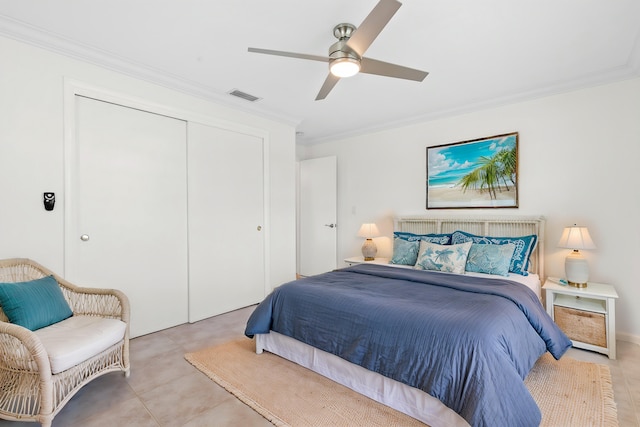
80 234 90 241
257 226 262 231
324 223 336 228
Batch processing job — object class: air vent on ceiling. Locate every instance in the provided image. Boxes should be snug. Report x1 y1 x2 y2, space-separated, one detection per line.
228 89 261 102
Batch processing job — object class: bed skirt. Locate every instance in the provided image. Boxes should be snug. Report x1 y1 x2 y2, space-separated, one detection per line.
255 332 470 427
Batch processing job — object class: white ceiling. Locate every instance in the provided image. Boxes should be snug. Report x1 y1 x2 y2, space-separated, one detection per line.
1 1 639 145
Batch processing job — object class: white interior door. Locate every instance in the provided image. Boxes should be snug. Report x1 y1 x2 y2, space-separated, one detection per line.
187 122 265 323
299 156 337 276
66 96 189 337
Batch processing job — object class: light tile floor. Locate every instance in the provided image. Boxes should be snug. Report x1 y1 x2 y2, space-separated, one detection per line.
1 306 638 426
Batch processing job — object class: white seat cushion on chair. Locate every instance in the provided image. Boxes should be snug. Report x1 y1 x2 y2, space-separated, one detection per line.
34 315 127 374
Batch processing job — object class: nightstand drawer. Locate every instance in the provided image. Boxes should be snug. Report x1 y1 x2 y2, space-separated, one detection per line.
554 306 606 347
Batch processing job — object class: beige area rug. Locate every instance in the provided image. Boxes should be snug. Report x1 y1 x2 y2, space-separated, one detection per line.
185 339 618 427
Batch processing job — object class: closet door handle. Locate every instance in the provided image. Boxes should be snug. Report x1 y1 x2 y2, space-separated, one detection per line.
80 234 90 241
324 223 336 228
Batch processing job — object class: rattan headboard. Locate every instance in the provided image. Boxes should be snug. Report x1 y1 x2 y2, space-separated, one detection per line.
394 215 546 278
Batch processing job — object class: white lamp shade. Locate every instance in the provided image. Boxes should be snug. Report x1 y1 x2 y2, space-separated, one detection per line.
357 223 380 238
557 226 596 250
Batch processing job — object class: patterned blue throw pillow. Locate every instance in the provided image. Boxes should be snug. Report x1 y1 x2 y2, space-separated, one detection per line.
451 231 537 276
414 241 473 274
393 232 451 245
390 237 420 265
465 243 516 276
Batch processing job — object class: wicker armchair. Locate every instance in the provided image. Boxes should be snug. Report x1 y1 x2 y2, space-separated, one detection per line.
0 258 130 427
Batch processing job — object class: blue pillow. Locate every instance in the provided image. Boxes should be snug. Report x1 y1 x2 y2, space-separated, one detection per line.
393 232 451 245
465 243 516 277
390 237 420 265
0 276 73 331
451 231 537 276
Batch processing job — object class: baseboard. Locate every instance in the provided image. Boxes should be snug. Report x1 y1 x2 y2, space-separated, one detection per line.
617 332 640 347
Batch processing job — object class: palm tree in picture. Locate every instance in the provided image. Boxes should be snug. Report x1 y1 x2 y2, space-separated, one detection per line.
496 146 517 188
458 147 516 200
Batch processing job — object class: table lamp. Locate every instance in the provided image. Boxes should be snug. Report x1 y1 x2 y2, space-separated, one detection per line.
557 225 596 288
358 223 380 261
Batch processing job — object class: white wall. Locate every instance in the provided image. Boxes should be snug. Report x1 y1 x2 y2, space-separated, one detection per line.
0 35 297 291
304 77 640 343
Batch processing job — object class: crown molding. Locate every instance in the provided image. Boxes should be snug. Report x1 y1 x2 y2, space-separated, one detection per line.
0 15 301 129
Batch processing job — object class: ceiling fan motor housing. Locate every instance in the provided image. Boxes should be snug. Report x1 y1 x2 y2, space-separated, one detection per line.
330 23 360 62
329 40 359 61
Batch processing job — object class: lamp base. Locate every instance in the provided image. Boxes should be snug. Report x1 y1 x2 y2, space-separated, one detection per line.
361 238 377 261
568 281 588 288
565 250 590 289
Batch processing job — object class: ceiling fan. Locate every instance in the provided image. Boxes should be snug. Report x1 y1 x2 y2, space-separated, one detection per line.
248 0 428 100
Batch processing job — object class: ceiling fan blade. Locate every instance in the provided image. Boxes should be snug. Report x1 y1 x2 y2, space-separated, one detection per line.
248 47 329 63
360 57 428 81
346 0 402 57
315 74 340 100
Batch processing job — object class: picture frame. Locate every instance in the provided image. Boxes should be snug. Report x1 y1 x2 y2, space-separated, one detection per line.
426 132 519 209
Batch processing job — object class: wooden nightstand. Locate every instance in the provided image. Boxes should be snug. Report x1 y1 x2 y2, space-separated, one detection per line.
344 256 390 266
543 278 618 359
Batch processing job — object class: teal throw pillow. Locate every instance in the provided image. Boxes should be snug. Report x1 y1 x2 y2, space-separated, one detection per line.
465 243 516 276
0 275 73 331
390 237 420 266
450 231 537 276
414 241 472 274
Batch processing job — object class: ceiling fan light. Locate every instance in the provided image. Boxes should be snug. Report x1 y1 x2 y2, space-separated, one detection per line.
330 57 361 78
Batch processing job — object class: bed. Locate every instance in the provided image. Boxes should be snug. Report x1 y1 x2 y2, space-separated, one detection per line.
245 215 572 427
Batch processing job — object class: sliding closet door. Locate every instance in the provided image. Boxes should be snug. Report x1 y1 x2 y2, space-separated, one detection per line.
187 122 265 323
66 96 189 337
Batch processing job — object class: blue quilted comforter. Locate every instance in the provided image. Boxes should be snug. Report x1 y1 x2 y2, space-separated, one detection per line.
245 264 571 426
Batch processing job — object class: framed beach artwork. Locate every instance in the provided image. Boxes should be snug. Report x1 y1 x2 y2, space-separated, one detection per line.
426 132 519 209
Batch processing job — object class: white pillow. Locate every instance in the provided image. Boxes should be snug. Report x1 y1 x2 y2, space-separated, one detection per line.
414 241 473 274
